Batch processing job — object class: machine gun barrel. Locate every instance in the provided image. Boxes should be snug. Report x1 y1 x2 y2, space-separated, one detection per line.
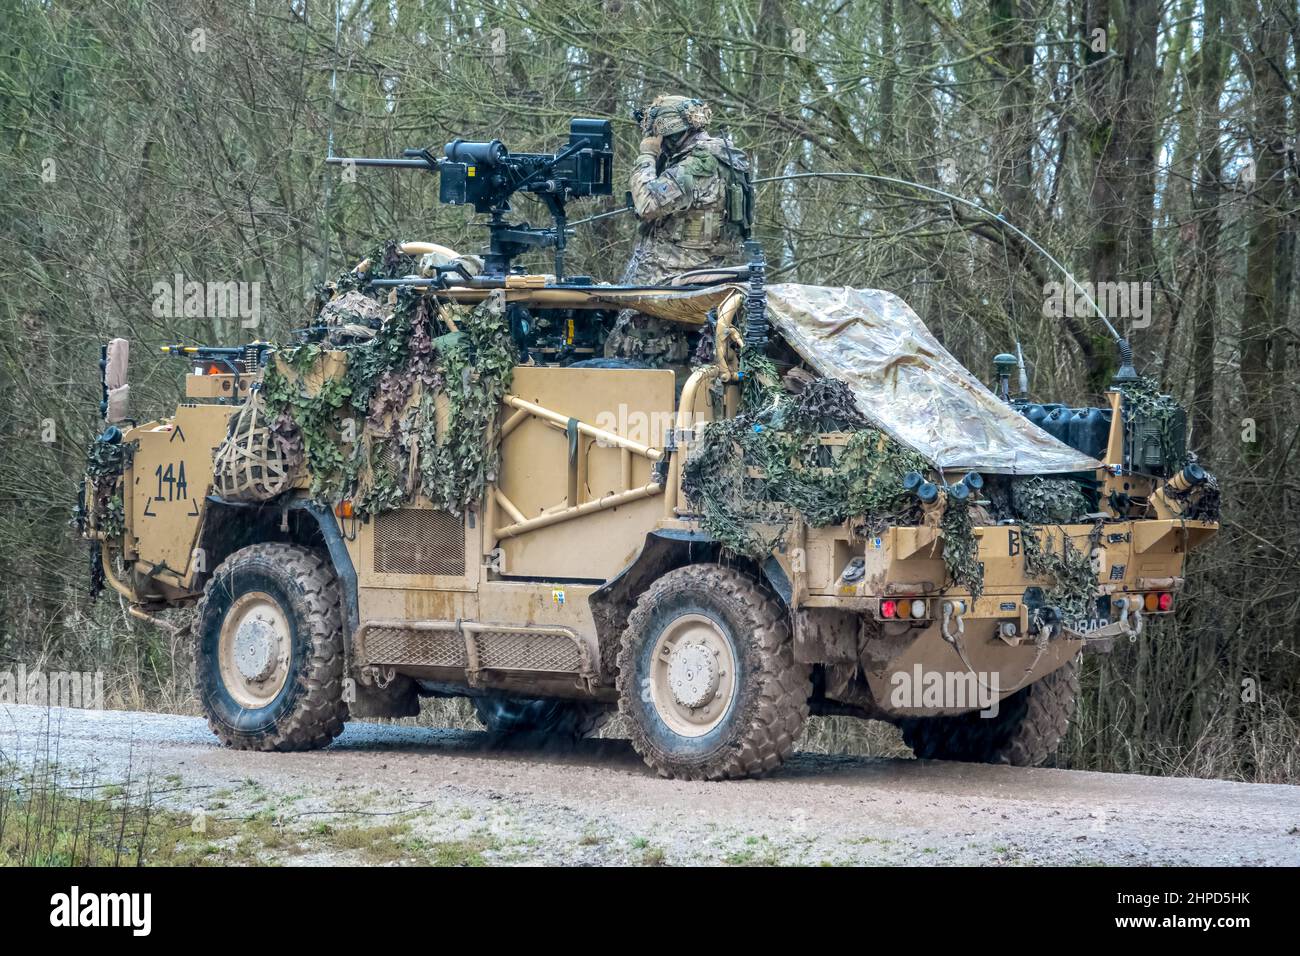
325 155 438 171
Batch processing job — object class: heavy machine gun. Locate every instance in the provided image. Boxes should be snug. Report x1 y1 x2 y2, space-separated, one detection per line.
326 118 614 281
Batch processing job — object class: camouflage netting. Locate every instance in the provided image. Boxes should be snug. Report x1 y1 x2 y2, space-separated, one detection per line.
82 435 132 537
682 358 933 558
1114 374 1186 473
1114 375 1221 521
682 350 1102 608
762 284 1102 473
324 240 420 301
939 497 983 602
256 249 1113 610
1009 476 1091 524
1019 522 1099 622
259 243 515 516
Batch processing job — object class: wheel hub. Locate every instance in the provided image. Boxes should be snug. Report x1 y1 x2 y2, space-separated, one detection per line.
233 618 279 682
217 592 291 708
648 612 737 738
667 642 719 709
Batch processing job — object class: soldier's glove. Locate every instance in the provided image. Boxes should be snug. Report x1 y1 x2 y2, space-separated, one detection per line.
638 135 663 156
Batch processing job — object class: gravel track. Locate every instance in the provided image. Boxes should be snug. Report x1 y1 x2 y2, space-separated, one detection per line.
2 703 1296 865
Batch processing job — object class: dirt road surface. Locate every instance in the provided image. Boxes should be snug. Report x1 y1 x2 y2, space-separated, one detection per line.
2 703 1296 865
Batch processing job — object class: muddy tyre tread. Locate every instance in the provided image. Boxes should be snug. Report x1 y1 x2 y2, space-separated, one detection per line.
194 543 348 752
900 655 1081 767
616 564 809 781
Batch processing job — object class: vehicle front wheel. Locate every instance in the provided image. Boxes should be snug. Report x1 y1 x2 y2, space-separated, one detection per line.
194 543 348 751
616 564 810 780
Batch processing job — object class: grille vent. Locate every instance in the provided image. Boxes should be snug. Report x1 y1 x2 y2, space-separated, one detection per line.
373 509 465 576
476 630 584 673
365 626 467 668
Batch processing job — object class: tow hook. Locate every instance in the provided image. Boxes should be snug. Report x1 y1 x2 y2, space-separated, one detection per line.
1113 596 1144 642
1031 605 1063 643
940 600 967 644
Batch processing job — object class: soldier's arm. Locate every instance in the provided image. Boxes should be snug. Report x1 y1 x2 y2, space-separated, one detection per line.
629 152 697 222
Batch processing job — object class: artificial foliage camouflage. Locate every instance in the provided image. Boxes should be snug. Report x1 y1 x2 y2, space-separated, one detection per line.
261 344 354 503
320 240 419 303
418 301 516 513
262 240 1110 613
261 246 515 517
739 347 782 411
81 435 133 537
1114 374 1186 472
682 366 931 557
680 350 1111 609
71 435 134 600
1019 522 1099 621
1010 476 1091 524
940 497 983 602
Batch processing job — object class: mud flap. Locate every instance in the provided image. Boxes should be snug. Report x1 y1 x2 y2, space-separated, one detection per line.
347 673 420 719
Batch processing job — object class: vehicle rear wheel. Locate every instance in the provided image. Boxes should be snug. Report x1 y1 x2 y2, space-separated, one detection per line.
898 655 1081 766
194 543 348 751
616 564 809 780
472 695 609 738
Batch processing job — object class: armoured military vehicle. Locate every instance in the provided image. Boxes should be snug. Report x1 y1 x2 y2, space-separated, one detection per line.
76 120 1218 779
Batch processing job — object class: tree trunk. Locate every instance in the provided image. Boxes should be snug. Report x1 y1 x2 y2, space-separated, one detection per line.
1190 0 1228 456
1240 0 1289 456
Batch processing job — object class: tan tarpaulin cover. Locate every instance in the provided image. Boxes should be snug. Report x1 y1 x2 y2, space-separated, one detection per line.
762 284 1101 474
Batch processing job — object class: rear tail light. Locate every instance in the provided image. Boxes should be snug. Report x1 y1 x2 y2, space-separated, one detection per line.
880 598 929 620
1141 591 1175 613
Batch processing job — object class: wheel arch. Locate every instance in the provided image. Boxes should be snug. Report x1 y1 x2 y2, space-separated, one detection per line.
588 529 791 677
195 496 358 635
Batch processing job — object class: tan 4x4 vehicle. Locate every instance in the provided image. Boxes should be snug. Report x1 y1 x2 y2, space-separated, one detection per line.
76 124 1218 779
76 236 1218 780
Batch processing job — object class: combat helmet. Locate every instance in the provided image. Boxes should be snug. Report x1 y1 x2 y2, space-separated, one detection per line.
640 95 712 137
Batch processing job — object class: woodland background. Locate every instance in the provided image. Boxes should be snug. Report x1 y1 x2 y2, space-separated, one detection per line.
1 0 1296 781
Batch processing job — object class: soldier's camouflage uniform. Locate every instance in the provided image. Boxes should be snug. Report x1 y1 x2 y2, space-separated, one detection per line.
606 127 749 367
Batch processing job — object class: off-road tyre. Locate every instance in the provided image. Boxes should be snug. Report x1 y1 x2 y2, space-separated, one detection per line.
899 655 1081 766
194 543 348 751
472 696 609 739
616 564 810 780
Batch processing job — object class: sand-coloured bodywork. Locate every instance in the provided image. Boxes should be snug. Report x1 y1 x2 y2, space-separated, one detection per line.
78 248 1219 778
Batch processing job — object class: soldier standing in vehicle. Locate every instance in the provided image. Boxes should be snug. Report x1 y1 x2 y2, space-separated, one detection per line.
605 94 753 366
